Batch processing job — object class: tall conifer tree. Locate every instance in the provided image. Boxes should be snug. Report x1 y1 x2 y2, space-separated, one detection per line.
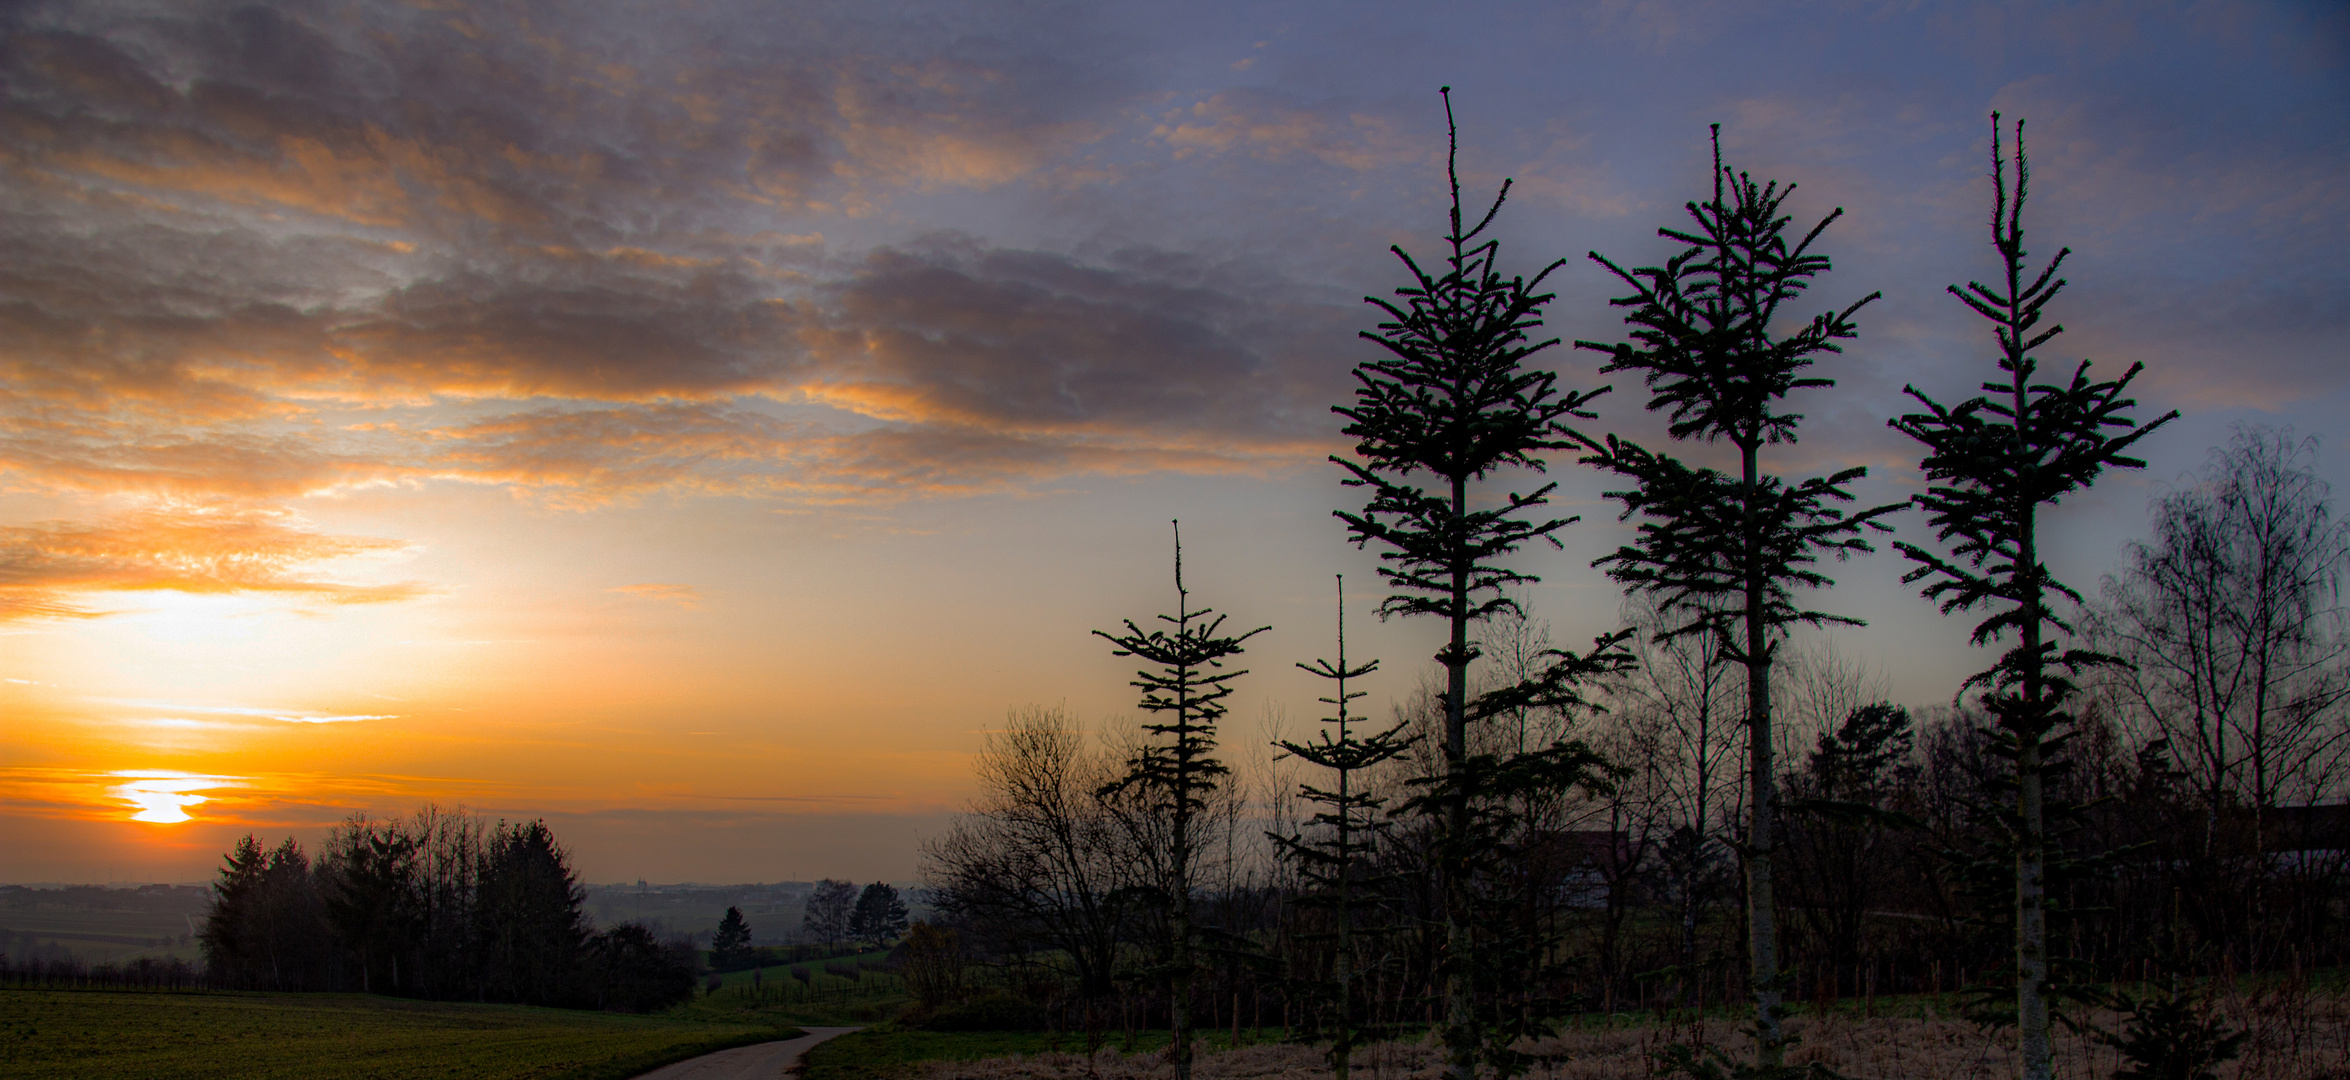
1097 522 1264 1080
1337 88 1630 1080
712 906 753 969
1274 576 1409 1080
1889 115 2175 1080
1579 127 1899 1070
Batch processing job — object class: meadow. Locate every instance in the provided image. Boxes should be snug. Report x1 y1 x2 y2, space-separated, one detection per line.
0 988 795 1080
0 886 208 966
797 975 2350 1080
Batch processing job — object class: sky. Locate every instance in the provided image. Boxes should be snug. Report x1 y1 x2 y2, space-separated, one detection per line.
1 0 2344 886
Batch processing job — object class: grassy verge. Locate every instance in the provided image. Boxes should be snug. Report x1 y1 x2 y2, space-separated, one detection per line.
679 952 911 1027
0 988 796 1080
805 1027 1321 1080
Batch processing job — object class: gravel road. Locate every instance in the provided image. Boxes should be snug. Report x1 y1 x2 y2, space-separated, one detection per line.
624 1025 861 1080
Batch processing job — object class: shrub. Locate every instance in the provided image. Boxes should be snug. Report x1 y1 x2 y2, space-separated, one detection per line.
582 922 699 1012
915 991 1046 1032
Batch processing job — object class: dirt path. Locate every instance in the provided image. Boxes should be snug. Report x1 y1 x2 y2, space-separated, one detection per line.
625 1025 860 1080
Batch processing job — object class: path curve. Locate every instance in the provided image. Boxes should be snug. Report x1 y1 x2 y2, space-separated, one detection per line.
626 1025 862 1080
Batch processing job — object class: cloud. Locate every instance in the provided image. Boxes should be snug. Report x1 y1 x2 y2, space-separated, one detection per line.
0 212 813 414
611 583 702 609
1153 91 1428 173
106 701 397 724
11 0 2327 522
0 0 1145 415
424 398 1324 507
322 267 812 402
0 504 428 621
807 235 1357 438
0 4 1384 511
2 1 1129 238
0 423 405 499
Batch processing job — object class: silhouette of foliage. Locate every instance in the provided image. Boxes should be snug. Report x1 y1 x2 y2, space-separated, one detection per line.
1887 113 2176 1080
1579 124 1898 1070
851 882 909 949
1337 88 1631 1080
1096 521 1265 1080
713 906 754 969
1272 575 1412 1080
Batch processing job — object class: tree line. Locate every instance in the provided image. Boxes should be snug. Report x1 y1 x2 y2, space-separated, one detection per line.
923 99 2347 1080
703 878 909 972
198 807 697 1012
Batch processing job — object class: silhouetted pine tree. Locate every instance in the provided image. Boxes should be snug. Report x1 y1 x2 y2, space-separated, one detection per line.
201 835 327 990
713 906 753 969
1338 88 1632 1080
1579 126 1899 1071
474 820 586 1007
1888 114 2175 1080
1273 575 1411 1080
1097 521 1265 1080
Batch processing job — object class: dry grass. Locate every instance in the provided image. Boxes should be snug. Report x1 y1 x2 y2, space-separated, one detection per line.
908 986 2350 1080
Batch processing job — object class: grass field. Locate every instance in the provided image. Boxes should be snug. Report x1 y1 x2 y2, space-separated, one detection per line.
1 886 210 966
681 948 911 1026
805 976 2350 1080
0 989 798 1080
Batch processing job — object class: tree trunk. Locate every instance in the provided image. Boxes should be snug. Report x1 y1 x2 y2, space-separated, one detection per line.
2016 512 2052 1080
1742 440 1784 1070
1172 755 1195 1080
1335 747 1355 1080
2016 730 2051 1080
1443 472 1475 1080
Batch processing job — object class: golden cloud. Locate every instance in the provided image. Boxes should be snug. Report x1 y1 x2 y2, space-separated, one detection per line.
0 505 429 621
610 583 704 609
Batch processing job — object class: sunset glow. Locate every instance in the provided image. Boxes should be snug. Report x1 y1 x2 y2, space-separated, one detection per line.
1 1 2342 886
107 772 244 825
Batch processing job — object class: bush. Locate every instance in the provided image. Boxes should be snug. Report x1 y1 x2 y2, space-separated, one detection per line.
582 921 700 1012
2099 984 2248 1080
911 991 1045 1032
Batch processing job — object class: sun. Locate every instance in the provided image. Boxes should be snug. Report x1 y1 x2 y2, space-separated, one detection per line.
107 771 241 824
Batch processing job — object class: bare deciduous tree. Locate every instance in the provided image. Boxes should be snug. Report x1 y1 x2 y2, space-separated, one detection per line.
801 878 857 953
2090 426 2350 833
1609 593 1744 995
921 705 1143 1032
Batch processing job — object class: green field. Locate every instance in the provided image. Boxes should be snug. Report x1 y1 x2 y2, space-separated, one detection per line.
0 989 797 1080
1 886 209 966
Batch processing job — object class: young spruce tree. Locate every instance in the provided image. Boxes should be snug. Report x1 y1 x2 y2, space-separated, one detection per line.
1888 115 2175 1080
1578 127 1900 1071
1273 575 1411 1080
1338 88 1631 1080
1097 522 1265 1080
712 905 753 969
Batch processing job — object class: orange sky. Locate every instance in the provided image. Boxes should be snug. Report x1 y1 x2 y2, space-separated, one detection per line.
3 0 2344 884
